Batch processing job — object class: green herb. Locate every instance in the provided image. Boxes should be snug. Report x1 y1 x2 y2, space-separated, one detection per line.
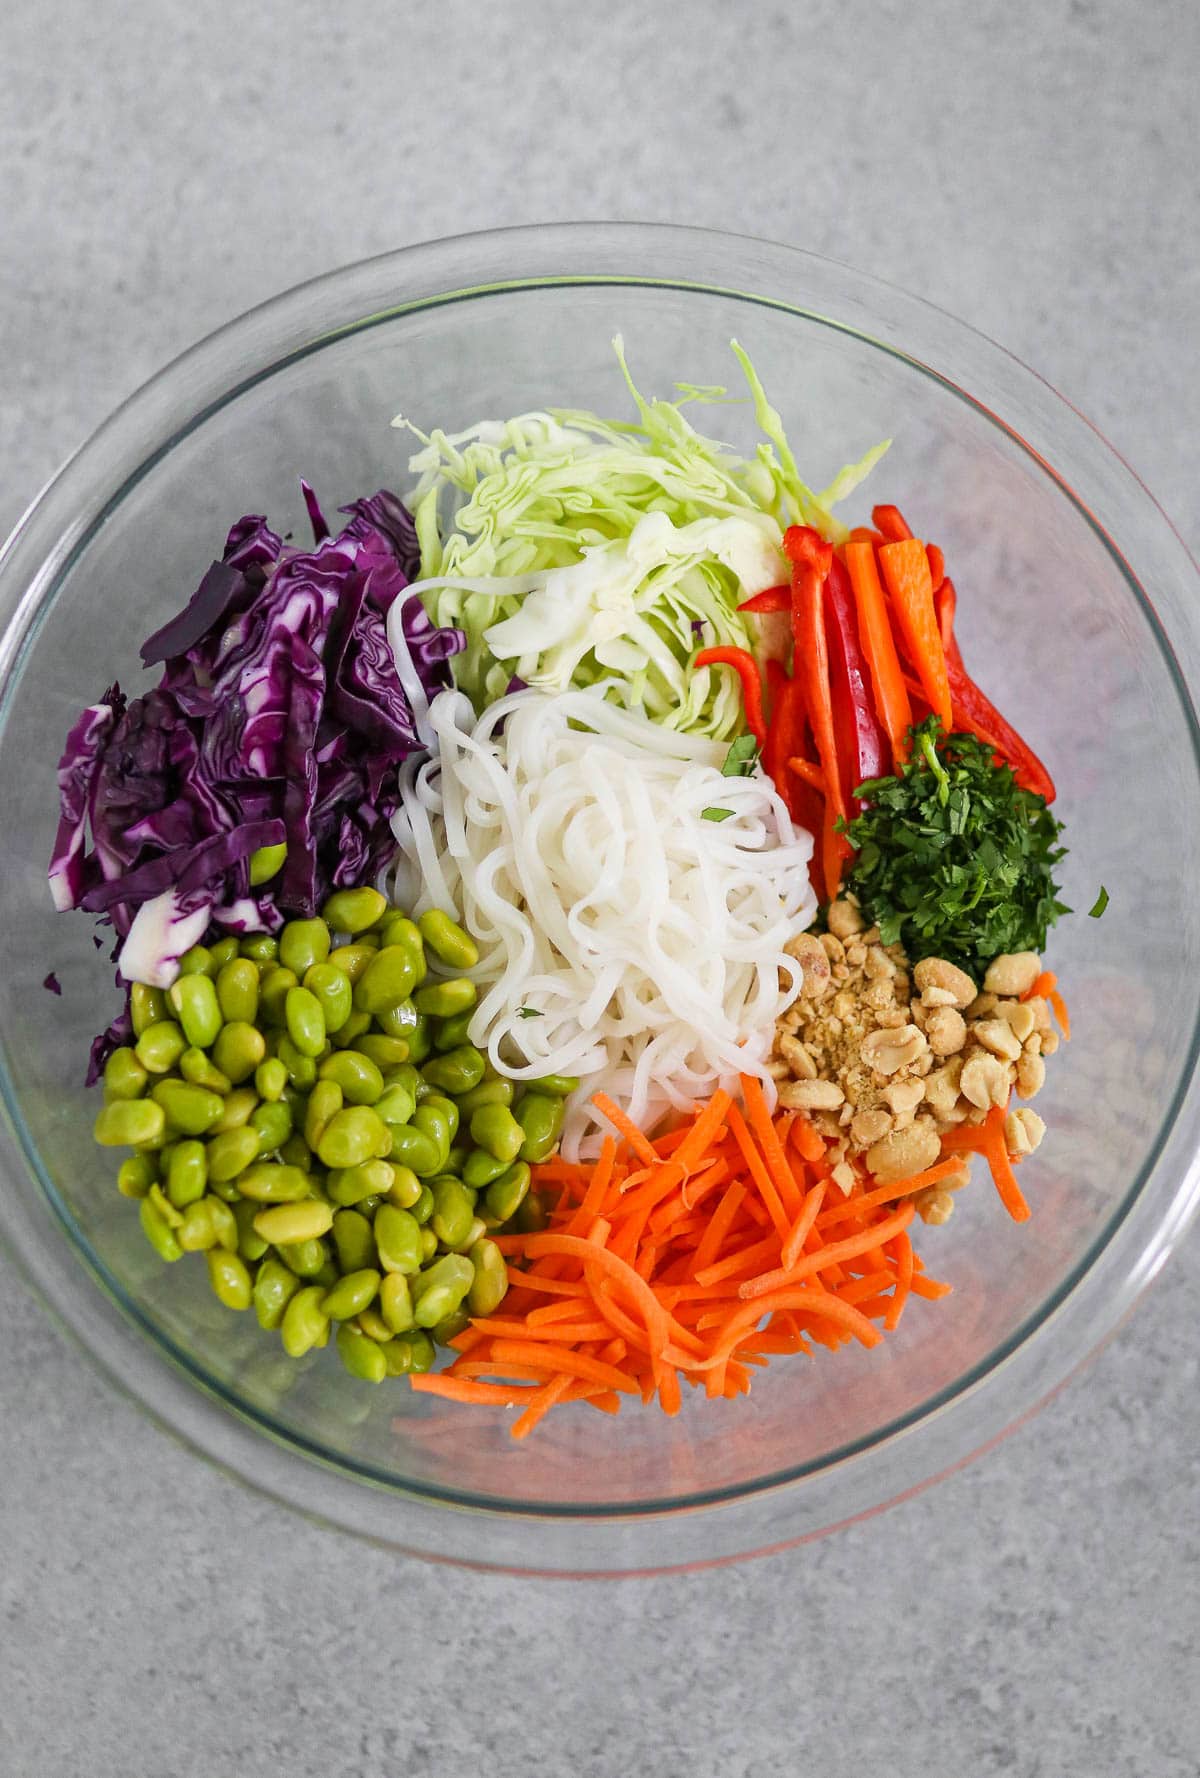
517 1008 543 1019
721 734 760 777
1088 886 1109 919
701 806 734 823
841 716 1069 977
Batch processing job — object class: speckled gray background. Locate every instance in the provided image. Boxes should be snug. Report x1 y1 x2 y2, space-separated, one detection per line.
2 2 1198 1773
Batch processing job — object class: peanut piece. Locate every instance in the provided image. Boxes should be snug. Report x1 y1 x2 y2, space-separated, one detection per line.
974 1019 1023 1063
850 1107 893 1148
983 951 1042 998
882 1077 926 1116
865 1118 941 1184
778 1033 818 1079
996 1000 1037 1043
778 1079 845 1112
1015 1049 1046 1099
783 932 832 999
926 1006 967 1057
1005 1107 1046 1157
913 956 976 1009
920 985 959 1009
826 897 866 939
959 1051 1011 1110
861 1024 927 1075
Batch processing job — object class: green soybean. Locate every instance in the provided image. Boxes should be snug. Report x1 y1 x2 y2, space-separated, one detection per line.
354 1034 410 1072
275 1034 318 1090
179 1048 232 1094
206 1248 252 1310
335 1322 387 1382
463 1147 512 1190
329 1009 372 1050
168 973 223 1048
379 1271 415 1334
355 1308 393 1343
284 986 326 1058
419 1093 458 1141
277 1237 329 1279
117 1154 157 1199
328 943 375 984
430 1176 477 1249
418 908 479 970
331 1208 378 1273
248 841 287 886
212 1021 266 1084
281 1285 331 1357
385 1165 423 1210
327 1160 394 1207
302 962 353 1034
467 1238 509 1317
139 1195 183 1262
319 1050 384 1105
166 1139 208 1208
353 946 418 1016
253 1255 300 1329
278 1134 313 1172
236 1162 313 1204
433 1008 475 1053
411 1254 475 1329
379 912 425 953
409 1184 435 1226
207 1124 261 1182
321 1268 381 1321
530 1073 580 1098
484 1160 531 1224
151 1079 225 1136
405 1016 433 1064
512 1190 549 1234
232 1196 269 1262
303 1078 343 1151
322 886 388 935
374 998 419 1040
209 937 241 969
375 1083 417 1130
254 1200 334 1245
316 1107 388 1170
147 1182 183 1228
176 1198 220 1252
258 965 299 1026
215 958 260 1025
386 1123 440 1178
254 1056 288 1103
373 1204 424 1275
210 1086 258 1133
468 1103 524 1165
383 1330 435 1375
104 1047 149 1102
422 1045 486 1097
135 1020 188 1076
239 933 279 964
414 977 477 1019
430 1308 471 1347
279 918 331 977
177 944 215 977
129 983 168 1037
515 1093 565 1164
94 1099 166 1148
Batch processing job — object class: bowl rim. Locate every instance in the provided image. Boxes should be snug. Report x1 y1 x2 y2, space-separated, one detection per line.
2 219 1199 1573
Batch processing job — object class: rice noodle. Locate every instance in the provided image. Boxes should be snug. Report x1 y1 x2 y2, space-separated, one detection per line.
388 686 818 1158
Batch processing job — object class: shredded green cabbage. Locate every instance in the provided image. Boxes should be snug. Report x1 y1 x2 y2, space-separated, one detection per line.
396 340 888 736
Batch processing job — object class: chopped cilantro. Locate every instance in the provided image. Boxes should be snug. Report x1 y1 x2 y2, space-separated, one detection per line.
702 806 734 822
1088 886 1109 919
721 734 760 777
517 1007 543 1019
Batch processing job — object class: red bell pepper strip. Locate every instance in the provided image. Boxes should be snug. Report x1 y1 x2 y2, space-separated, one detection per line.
877 539 953 730
871 504 913 542
737 585 791 615
783 524 852 898
944 635 1056 802
764 674 826 899
926 542 945 593
822 556 890 812
935 574 957 651
843 539 913 772
764 656 788 723
692 646 767 746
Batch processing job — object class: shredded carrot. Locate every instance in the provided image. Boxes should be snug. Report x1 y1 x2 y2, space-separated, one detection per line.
878 538 953 729
590 1093 660 1165
787 754 827 793
979 1105 1031 1222
844 538 913 769
781 1181 826 1269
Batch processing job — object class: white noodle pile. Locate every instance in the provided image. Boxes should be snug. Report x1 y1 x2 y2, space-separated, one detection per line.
388 686 817 1158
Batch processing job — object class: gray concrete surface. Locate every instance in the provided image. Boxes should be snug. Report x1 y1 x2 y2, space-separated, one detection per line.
2 1 1198 1772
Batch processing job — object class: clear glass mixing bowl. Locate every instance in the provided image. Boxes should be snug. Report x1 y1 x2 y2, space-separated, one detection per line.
1 223 1198 1575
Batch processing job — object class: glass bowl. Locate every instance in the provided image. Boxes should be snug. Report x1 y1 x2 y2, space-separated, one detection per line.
1 223 1198 1576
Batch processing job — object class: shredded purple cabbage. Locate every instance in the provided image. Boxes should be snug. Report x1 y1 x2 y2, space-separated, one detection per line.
50 488 464 979
42 972 62 996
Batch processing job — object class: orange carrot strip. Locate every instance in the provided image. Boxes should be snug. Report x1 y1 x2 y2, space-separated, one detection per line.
487 1340 641 1395
695 1287 884 1369
725 1103 792 1241
910 1272 953 1301
467 1317 614 1343
590 1093 660 1166
672 1088 733 1176
885 1233 914 1331
737 1201 916 1300
564 1136 618 1237
658 1364 682 1416
527 1297 592 1325
1049 988 1071 1041
691 1178 748 1274
845 538 913 768
492 1271 590 1299
409 1375 533 1405
694 1234 781 1288
816 1158 966 1225
878 538 952 729
1022 969 1057 1002
781 1181 826 1270
788 1113 826 1164
741 1073 805 1217
512 1372 574 1440
979 1107 1031 1222
787 755 827 792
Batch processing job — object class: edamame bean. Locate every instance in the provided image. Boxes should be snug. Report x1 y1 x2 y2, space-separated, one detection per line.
279 918 331 977
418 908 479 970
512 1190 549 1233
379 912 424 952
468 1103 524 1165
130 983 168 1037
420 1094 459 1141
316 1106 389 1170
278 1134 313 1171
117 1154 157 1199
386 1123 441 1178
232 1196 268 1262
177 1198 220 1252
335 1323 387 1382
207 1124 261 1181
321 1268 381 1321
284 986 326 1058
168 973 222 1048
454 1080 514 1121
319 1050 384 1105
134 1020 188 1076
329 1009 372 1051
463 1147 511 1189
467 1238 509 1317
236 1162 313 1203
385 1165 423 1210
281 1285 330 1357
148 1182 183 1228
239 933 279 964
254 1057 288 1103
322 886 388 934
276 1035 318 1089
94 1099 166 1148
373 1204 424 1275
253 1200 334 1245
166 1139 208 1208
209 936 240 968
353 946 418 1016
383 1330 435 1375
301 962 353 1035
303 1078 343 1151
258 964 299 1026
248 841 287 886
430 1308 471 1347
530 1073 580 1098
515 1093 565 1163
206 1248 252 1310
328 943 374 984
433 1008 475 1053
410 1184 435 1226
405 1016 433 1064
151 1079 225 1136
332 1208 378 1273
139 1195 183 1262
379 1271 415 1334
414 978 478 1020
355 1308 392 1343
422 1045 486 1097
484 1160 531 1224
444 1144 468 1177
375 1082 416 1129
104 1047 149 1102
179 1048 232 1094
430 1176 477 1249
216 958 260 1025
277 1237 329 1279
374 998 419 1040
419 1226 438 1262
411 1254 474 1328
354 1035 410 1073
210 1086 258 1134
212 1021 266 1085
179 944 216 977
253 1255 300 1328
327 1160 394 1207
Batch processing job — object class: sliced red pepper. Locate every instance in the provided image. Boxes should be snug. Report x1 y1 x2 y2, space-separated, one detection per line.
936 574 957 651
926 542 945 594
737 584 791 615
944 637 1056 802
822 556 890 811
692 646 767 746
782 525 850 898
764 656 788 724
871 504 913 542
763 674 826 900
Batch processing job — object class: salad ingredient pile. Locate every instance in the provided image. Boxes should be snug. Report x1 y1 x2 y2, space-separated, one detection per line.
49 340 1083 1435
